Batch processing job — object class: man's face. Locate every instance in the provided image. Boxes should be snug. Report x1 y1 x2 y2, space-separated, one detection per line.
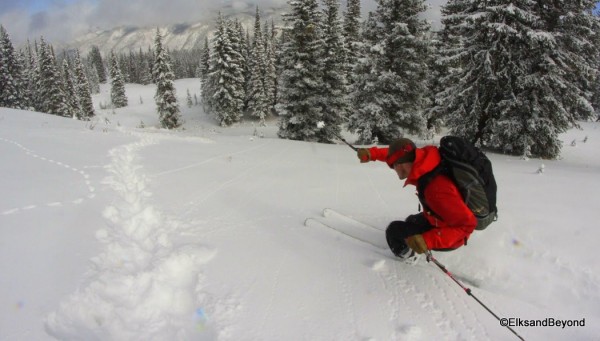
393 162 413 180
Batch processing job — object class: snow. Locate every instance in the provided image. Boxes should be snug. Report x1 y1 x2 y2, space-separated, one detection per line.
1 78 600 340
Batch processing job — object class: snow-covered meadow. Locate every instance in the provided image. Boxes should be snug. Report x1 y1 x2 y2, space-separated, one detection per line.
1 79 599 340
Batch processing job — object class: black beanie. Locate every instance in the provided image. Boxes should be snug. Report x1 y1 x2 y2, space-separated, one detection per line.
387 138 416 164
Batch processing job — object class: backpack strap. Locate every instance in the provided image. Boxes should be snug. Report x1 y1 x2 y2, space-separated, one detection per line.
416 164 445 218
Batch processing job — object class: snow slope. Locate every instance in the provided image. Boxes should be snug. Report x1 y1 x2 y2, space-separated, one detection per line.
1 79 599 340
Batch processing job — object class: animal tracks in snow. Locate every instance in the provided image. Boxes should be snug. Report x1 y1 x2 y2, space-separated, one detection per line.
0 137 96 215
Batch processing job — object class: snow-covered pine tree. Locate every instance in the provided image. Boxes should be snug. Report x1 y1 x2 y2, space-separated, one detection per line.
260 19 277 111
38 39 70 117
169 51 184 81
268 19 280 107
235 20 250 112
434 0 480 136
0 26 25 109
61 58 81 119
199 37 211 84
262 19 271 49
206 13 244 126
439 0 527 149
247 7 270 124
276 0 325 142
347 0 430 144
109 51 128 108
153 28 181 129
228 19 247 113
138 48 152 85
199 36 211 110
274 20 286 112
126 50 138 84
494 1 569 158
115 54 127 83
85 62 101 94
422 31 444 136
25 41 42 112
264 36 277 110
540 1 600 121
347 13 381 143
186 89 193 108
146 46 155 82
342 0 362 86
88 46 107 83
73 50 95 120
319 0 348 141
15 50 32 109
243 29 252 110
270 20 278 46
438 0 600 159
593 74 600 115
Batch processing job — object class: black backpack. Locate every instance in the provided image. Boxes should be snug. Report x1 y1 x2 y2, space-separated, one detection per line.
417 136 497 230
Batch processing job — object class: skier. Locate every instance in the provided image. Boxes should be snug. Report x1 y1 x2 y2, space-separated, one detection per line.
357 138 477 260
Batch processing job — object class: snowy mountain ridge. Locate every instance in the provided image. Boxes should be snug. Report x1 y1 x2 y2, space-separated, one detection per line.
63 7 285 55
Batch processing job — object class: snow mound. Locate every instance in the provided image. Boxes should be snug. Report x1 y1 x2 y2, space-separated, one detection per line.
45 134 218 339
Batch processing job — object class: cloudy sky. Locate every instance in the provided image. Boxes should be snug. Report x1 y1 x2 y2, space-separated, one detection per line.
0 0 448 45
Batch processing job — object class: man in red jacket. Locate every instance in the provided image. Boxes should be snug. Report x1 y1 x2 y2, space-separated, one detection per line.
357 138 477 259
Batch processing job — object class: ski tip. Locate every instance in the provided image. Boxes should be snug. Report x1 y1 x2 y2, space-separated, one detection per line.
322 208 333 217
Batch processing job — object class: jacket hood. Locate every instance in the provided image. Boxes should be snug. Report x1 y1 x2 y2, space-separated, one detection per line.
404 145 441 187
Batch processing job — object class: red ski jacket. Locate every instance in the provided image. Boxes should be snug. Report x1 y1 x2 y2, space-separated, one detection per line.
367 145 477 250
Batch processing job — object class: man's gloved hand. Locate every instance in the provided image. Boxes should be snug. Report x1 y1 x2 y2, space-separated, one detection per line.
405 234 428 254
357 148 371 163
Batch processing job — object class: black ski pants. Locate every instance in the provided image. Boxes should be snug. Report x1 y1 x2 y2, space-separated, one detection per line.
385 213 433 255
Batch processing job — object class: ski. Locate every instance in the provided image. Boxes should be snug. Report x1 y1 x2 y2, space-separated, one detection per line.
322 208 383 232
304 217 388 250
305 213 426 265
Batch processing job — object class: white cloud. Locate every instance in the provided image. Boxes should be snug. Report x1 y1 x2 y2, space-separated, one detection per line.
1 0 447 46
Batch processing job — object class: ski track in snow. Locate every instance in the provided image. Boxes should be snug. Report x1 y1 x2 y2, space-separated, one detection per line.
45 131 219 340
366 167 394 211
0 137 96 215
178 139 290 220
150 139 270 178
176 142 273 216
316 210 479 339
390 264 427 339
423 273 461 338
369 251 478 340
256 254 288 339
424 270 490 340
335 244 360 339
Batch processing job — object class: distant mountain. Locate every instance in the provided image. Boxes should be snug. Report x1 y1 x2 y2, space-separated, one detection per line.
68 22 211 55
66 6 285 56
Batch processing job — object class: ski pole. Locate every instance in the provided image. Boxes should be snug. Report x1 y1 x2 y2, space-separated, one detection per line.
316 121 358 151
332 131 358 151
425 251 525 341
